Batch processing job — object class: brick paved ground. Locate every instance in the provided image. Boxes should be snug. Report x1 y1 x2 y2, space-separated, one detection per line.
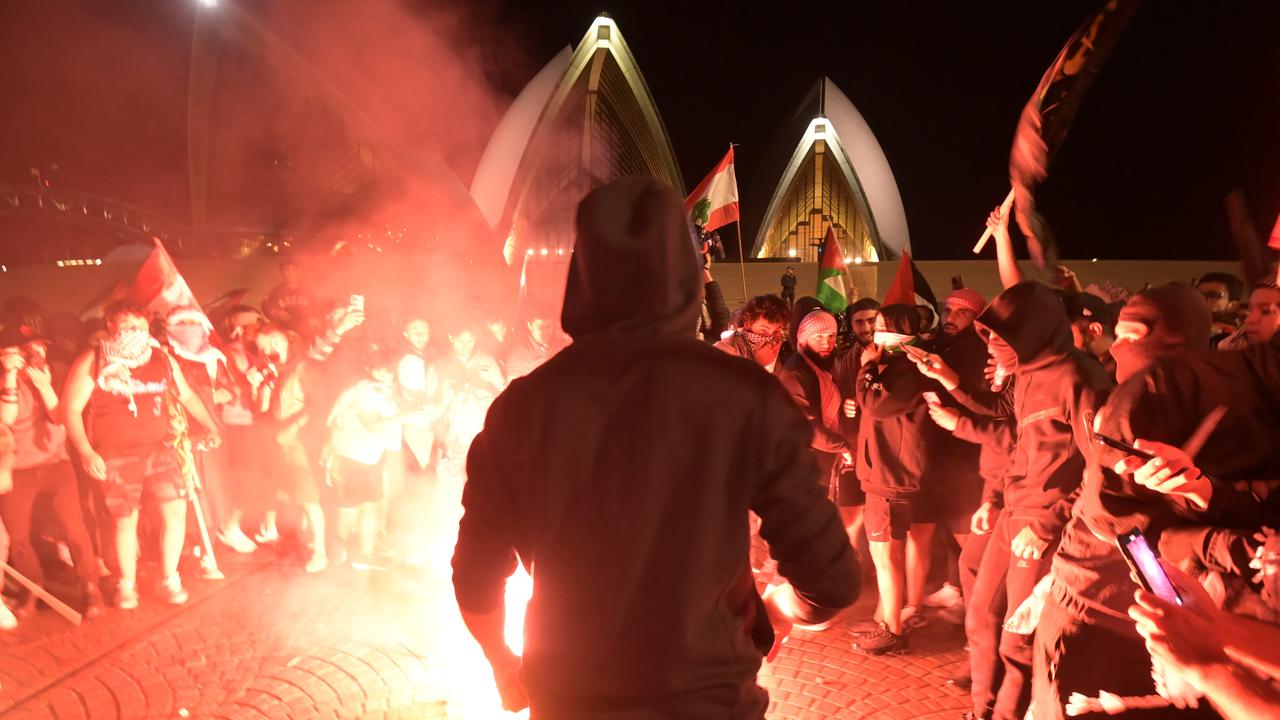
1 555 971 719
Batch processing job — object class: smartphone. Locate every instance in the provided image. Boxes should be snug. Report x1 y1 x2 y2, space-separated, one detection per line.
922 391 941 406
349 293 365 312
1091 431 1157 462
1116 528 1182 605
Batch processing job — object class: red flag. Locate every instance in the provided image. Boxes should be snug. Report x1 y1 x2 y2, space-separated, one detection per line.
1269 212 1280 250
128 238 202 318
684 148 740 232
882 251 939 310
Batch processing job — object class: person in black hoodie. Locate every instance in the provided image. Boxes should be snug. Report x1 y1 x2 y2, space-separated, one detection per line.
1032 284 1280 719
913 281 1111 720
852 304 939 656
452 177 861 719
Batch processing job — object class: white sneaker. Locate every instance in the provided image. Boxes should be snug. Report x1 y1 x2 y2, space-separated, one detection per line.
117 579 140 610
198 555 225 581
304 553 328 574
218 527 258 554
254 525 280 545
923 582 963 609
159 574 189 605
0 604 16 631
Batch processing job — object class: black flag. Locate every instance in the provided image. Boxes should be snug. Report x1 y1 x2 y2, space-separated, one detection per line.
1010 0 1142 268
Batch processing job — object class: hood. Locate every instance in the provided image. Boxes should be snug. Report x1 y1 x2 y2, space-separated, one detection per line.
977 281 1073 369
1134 283 1212 351
561 177 702 340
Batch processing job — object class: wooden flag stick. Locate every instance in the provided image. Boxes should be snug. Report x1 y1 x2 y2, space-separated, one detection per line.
0 560 82 626
730 143 748 304
972 188 1017 254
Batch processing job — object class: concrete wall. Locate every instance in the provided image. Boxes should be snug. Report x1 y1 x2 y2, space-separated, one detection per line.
0 255 1247 317
709 258 1246 311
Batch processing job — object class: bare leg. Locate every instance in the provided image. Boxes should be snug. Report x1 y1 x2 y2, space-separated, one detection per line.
869 538 905 635
158 499 187 577
357 502 379 559
907 522 936 609
303 502 325 559
115 511 140 583
838 505 864 553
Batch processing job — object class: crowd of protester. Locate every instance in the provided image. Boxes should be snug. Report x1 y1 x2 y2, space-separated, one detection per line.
3 196 1280 719
0 257 567 626
711 205 1280 719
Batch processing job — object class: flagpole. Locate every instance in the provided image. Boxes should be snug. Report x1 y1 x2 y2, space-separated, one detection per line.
730 143 748 304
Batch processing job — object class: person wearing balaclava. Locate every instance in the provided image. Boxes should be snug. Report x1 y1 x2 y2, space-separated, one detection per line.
912 281 1112 720
452 177 860 718
61 301 221 611
851 304 940 656
1031 283 1280 718
164 307 245 566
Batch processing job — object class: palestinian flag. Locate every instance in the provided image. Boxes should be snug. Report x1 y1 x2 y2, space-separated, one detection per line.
1009 0 1141 268
815 227 849 313
684 148 739 232
883 251 938 311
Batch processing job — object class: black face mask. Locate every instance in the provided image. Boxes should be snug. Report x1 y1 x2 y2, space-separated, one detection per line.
801 345 835 372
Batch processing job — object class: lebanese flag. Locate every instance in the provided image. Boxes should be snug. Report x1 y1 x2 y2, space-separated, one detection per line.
883 251 938 311
128 238 203 318
816 227 849 313
684 148 739 232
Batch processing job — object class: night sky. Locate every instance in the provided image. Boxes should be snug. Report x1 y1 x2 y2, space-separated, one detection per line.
499 0 1280 261
2 1 1278 263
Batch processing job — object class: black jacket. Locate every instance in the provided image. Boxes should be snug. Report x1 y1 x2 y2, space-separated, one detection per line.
919 328 988 508
1052 339 1280 626
951 282 1112 540
453 177 860 719
779 352 850 456
856 352 938 498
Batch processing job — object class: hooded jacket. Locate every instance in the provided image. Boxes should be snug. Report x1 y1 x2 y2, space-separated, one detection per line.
951 282 1112 540
1051 302 1280 627
855 350 938 498
452 177 860 719
919 326 989 509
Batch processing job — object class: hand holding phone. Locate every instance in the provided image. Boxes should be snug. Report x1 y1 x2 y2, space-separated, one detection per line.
1117 528 1182 605
1092 431 1158 462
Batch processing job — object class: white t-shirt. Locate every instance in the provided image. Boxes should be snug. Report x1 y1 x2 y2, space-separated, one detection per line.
327 380 399 465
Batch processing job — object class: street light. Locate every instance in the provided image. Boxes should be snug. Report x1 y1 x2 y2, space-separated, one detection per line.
197 0 218 8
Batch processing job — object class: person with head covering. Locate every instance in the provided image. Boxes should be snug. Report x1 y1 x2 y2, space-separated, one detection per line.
910 288 991 626
1031 283 1280 718
780 308 858 583
850 304 941 655
163 307 244 565
452 177 860 717
913 281 1112 720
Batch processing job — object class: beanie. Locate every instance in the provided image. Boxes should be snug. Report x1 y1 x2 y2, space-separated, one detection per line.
944 288 986 316
796 310 838 346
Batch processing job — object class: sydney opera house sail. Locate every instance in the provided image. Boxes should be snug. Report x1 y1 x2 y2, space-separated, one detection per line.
746 78 909 264
470 16 684 267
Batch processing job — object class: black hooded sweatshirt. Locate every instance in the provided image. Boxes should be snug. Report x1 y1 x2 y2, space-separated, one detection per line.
452 177 860 719
1052 292 1280 628
951 282 1112 540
